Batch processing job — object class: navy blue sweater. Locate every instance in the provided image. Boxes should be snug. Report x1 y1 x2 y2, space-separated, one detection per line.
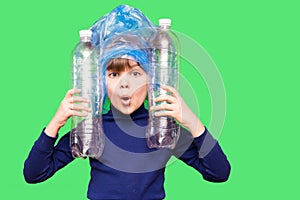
24 105 230 200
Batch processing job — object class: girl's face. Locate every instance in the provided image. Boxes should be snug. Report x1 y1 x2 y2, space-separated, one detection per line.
106 59 148 115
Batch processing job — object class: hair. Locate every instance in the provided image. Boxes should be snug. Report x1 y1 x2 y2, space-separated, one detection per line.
106 58 141 72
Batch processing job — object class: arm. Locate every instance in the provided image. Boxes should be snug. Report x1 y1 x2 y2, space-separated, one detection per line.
151 85 231 182
174 127 231 182
23 130 73 183
23 89 91 183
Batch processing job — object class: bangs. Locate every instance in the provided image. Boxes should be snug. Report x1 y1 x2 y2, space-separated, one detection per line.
106 58 140 72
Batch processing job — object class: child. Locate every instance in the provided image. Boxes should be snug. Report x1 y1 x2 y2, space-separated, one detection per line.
24 5 230 200
24 56 230 199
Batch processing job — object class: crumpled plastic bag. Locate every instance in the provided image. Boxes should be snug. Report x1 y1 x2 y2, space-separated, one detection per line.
90 4 157 71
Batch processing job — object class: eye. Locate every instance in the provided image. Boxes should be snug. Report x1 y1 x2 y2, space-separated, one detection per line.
108 72 119 78
131 71 141 77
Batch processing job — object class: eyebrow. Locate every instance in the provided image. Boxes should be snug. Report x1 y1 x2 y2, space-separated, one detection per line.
130 65 142 69
105 65 143 73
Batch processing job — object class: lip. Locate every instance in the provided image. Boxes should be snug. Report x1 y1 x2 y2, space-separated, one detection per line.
120 95 131 106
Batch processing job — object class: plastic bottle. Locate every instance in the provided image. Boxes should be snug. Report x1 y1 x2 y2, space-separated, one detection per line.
70 30 104 159
147 19 181 149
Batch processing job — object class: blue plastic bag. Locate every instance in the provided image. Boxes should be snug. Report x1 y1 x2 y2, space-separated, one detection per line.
90 4 157 71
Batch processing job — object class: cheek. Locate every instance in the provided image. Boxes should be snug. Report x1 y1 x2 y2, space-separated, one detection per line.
134 82 148 96
106 80 116 97
132 78 147 91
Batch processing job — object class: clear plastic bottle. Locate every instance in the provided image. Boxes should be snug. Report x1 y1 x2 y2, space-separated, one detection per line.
70 30 104 159
147 19 180 149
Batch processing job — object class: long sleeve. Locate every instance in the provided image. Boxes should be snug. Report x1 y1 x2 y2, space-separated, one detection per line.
174 127 231 182
23 129 74 183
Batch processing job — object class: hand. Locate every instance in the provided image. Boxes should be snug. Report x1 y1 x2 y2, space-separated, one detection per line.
150 85 205 138
44 89 91 137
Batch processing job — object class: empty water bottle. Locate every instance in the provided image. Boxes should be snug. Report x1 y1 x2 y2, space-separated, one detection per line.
70 30 104 159
147 19 181 149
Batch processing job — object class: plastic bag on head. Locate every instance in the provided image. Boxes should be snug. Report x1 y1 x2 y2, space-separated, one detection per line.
90 4 157 71
90 5 156 45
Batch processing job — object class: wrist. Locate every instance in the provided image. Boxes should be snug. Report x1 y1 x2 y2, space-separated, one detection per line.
187 118 205 138
45 119 61 138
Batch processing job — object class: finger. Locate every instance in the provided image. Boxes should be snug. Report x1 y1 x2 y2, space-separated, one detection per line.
70 110 89 117
154 110 175 118
161 85 178 96
151 104 174 111
69 96 90 103
65 88 82 98
70 104 92 112
154 95 177 104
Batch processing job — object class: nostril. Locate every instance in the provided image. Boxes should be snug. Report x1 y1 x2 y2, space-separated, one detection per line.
120 82 129 88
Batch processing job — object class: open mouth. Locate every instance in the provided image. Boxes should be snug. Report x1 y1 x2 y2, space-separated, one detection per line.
120 96 131 106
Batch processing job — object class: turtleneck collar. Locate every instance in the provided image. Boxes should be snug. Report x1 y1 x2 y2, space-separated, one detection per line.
104 103 149 121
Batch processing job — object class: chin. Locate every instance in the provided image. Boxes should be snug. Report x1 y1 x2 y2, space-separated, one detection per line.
111 104 133 115
119 108 133 115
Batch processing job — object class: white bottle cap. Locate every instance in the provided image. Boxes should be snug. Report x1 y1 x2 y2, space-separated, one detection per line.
159 18 172 26
79 30 92 37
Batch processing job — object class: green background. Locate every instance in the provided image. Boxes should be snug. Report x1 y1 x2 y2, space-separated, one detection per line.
0 0 299 199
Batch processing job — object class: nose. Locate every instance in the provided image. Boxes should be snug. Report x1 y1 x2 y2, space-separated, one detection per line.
120 75 129 89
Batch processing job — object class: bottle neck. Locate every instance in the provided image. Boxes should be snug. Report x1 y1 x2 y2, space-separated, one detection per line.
159 25 170 30
80 36 91 43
